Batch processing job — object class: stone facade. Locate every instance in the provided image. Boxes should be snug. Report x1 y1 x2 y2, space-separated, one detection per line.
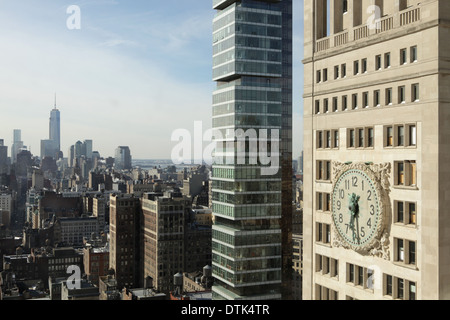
303 0 450 300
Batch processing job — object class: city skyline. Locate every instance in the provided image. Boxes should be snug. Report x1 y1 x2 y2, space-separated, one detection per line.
0 0 305 160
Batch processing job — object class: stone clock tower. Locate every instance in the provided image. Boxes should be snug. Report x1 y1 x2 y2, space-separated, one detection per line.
302 0 450 300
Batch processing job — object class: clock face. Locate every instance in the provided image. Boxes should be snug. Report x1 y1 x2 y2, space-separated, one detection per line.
332 169 382 250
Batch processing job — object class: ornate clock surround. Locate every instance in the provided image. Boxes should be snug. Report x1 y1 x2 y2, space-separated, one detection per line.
331 161 392 260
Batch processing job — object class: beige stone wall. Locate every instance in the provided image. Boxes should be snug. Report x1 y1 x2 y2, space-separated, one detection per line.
303 0 450 300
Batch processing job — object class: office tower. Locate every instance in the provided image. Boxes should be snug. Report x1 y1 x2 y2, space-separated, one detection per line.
211 0 292 300
303 0 450 300
0 139 8 175
40 104 61 160
141 190 212 295
74 141 83 159
114 146 132 171
109 194 141 289
68 145 75 168
49 106 61 153
40 139 57 159
141 191 191 295
84 140 93 159
11 129 23 163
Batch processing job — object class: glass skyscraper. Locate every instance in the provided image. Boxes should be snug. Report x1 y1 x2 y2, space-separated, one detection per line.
50 107 61 153
211 0 292 300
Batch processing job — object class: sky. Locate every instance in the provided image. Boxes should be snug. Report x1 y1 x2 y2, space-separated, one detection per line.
0 0 304 160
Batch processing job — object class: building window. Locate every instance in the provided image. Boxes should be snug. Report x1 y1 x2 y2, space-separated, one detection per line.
386 126 394 146
408 124 417 146
396 239 404 262
317 160 331 181
408 202 417 225
357 128 365 148
397 125 405 146
367 269 374 291
317 130 339 149
362 58 367 73
400 48 407 65
352 93 358 110
394 160 417 187
343 0 348 13
347 126 374 149
326 130 331 148
333 129 340 148
376 55 382 70
409 241 416 266
341 63 347 78
385 275 393 296
317 131 323 148
398 278 404 299
316 223 331 244
324 98 329 113
395 201 404 223
348 264 354 283
374 90 380 107
334 65 340 79
386 88 392 105
354 60 359 75
326 193 331 212
323 68 328 82
348 129 355 148
367 127 374 147
398 86 406 104
411 46 418 62
395 201 417 226
363 91 369 108
316 70 321 83
412 83 419 101
384 274 416 300
384 52 391 68
342 95 348 111
315 100 320 114
409 282 416 300
395 238 417 266
317 193 323 211
357 266 364 286
333 97 338 112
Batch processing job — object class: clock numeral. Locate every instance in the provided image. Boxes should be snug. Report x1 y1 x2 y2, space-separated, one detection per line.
360 227 365 238
339 189 345 200
339 213 343 224
345 180 350 190
361 180 364 191
370 204 375 215
367 218 372 228
367 190 372 201
352 176 358 187
337 200 342 211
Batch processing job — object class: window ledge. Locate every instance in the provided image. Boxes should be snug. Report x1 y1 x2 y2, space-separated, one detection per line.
393 222 417 229
392 261 419 271
393 185 419 191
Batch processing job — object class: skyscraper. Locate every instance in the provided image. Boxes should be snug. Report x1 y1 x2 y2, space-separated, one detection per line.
49 106 61 153
0 139 8 175
211 0 292 300
303 0 450 300
114 146 132 171
41 102 61 160
11 129 23 163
